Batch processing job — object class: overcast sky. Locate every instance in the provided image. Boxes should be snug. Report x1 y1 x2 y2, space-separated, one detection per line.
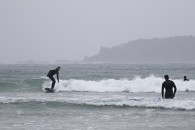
0 0 195 63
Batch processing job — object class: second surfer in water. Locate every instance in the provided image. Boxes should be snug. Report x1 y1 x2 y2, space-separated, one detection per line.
161 75 177 99
47 67 60 89
183 76 189 81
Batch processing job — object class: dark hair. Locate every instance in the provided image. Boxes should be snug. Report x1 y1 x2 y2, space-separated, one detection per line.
164 75 169 80
56 66 61 70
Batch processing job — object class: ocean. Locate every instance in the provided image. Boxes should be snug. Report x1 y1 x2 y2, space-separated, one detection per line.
0 64 195 130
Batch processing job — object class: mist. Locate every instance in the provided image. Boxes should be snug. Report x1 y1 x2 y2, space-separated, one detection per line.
1 0 195 64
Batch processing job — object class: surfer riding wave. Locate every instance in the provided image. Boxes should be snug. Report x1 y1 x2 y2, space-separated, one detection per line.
47 67 60 89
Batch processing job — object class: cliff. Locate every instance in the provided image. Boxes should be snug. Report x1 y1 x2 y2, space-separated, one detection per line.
84 36 195 64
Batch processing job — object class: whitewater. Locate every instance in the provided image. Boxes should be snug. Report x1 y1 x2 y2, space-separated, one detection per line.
42 76 195 93
0 64 195 130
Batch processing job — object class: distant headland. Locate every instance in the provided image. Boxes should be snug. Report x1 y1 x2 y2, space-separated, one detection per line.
83 36 195 64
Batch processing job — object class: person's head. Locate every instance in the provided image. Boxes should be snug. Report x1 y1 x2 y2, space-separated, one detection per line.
164 75 169 80
184 76 187 79
56 66 61 71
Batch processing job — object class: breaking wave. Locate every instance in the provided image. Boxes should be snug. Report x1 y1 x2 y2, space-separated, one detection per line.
43 76 195 93
1 96 195 111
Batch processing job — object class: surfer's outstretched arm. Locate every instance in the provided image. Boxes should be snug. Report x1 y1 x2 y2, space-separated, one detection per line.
56 66 60 82
56 72 59 82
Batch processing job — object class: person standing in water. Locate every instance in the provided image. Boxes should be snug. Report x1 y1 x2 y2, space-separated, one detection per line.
47 67 60 89
161 75 177 99
183 76 189 81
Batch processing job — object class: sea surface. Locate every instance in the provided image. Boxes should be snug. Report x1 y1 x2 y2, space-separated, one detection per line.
0 64 195 130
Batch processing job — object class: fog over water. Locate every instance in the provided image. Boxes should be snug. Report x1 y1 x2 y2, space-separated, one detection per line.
1 0 195 64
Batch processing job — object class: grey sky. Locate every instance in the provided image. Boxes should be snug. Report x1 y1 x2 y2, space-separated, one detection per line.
0 0 195 63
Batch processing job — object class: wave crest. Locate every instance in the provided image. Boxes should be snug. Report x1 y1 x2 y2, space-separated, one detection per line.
43 76 195 93
1 96 195 111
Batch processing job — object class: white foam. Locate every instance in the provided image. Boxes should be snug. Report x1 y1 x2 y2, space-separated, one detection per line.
42 76 195 93
1 94 195 110
40 76 48 80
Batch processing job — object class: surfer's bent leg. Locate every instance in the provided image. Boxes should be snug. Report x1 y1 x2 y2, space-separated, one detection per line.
48 76 56 89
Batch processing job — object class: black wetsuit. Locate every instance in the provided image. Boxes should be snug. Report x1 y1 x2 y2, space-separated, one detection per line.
47 69 59 89
184 78 189 81
162 80 177 99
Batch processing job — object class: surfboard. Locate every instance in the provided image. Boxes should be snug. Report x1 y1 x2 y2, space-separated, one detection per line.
45 88 54 93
